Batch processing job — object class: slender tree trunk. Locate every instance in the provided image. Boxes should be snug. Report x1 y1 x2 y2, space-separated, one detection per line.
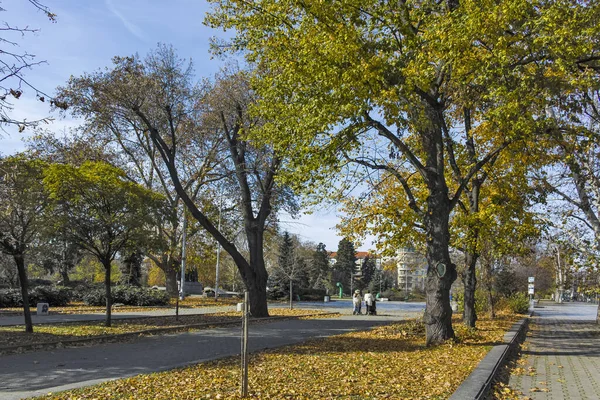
102 260 112 327
487 285 495 319
463 252 478 328
14 254 33 333
423 174 457 346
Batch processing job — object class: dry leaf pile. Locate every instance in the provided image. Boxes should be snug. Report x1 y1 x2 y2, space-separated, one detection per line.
34 315 519 400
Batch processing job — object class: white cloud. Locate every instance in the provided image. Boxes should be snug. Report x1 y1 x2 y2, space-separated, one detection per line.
105 0 145 41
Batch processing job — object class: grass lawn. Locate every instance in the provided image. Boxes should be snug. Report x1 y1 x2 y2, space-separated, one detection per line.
0 309 333 350
33 313 520 400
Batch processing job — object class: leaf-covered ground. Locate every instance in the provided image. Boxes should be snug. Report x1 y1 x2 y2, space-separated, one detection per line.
0 297 239 315
34 314 519 400
0 309 332 350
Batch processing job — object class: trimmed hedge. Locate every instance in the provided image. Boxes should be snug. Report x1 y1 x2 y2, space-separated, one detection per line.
82 286 170 307
0 286 71 307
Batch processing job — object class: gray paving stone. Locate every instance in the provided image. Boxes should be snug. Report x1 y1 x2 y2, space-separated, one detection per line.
508 301 600 400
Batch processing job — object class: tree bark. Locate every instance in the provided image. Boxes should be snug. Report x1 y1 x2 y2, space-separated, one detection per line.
14 254 33 333
463 252 478 328
102 260 112 327
423 180 457 346
59 267 70 285
244 226 269 317
164 266 179 297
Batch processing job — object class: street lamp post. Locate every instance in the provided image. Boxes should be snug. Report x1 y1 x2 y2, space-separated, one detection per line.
215 191 223 301
179 212 187 300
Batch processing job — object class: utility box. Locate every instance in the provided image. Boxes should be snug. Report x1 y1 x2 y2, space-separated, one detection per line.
36 303 49 316
237 302 244 312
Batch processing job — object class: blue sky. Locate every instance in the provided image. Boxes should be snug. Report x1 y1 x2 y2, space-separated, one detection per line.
1 0 375 252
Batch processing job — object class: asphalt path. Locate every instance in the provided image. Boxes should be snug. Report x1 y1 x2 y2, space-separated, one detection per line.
0 314 408 400
0 300 425 326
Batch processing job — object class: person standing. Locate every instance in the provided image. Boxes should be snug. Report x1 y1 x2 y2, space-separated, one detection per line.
352 290 362 315
364 291 374 315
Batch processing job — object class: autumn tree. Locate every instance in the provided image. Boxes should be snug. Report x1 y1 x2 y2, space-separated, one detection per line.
56 46 294 317
207 0 600 344
0 155 48 332
43 161 162 326
0 1 58 131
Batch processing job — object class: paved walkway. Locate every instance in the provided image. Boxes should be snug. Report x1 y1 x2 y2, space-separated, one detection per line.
0 314 402 400
0 300 424 326
508 301 600 399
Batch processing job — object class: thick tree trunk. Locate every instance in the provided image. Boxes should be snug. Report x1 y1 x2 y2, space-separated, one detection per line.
245 227 269 317
14 254 33 333
463 252 478 328
121 251 143 286
59 267 70 285
102 260 112 327
423 176 457 346
164 266 179 297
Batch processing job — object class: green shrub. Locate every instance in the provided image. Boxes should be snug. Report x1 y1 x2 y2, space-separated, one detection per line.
0 289 22 307
30 286 72 306
82 286 169 306
381 289 406 301
507 293 530 314
296 288 326 301
0 286 73 307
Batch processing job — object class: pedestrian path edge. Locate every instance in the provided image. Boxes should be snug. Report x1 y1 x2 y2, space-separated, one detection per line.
449 318 528 400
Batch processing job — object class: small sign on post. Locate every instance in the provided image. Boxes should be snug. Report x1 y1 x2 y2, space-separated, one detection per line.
528 276 535 283
36 303 49 316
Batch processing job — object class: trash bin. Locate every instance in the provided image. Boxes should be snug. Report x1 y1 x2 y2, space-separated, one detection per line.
324 295 330 303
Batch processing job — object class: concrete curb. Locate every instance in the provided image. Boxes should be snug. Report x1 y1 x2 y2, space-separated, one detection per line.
449 318 529 400
0 312 335 354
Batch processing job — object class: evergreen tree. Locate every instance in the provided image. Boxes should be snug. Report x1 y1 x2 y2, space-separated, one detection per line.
334 238 356 294
310 242 330 290
357 256 376 291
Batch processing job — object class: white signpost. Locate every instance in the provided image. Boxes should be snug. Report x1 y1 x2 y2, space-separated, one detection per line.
528 277 535 312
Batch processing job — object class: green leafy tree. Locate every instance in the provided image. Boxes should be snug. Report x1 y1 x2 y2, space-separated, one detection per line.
0 155 49 332
207 0 600 344
43 161 162 326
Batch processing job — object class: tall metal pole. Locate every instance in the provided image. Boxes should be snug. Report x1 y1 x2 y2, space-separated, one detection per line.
180 211 187 300
215 191 223 301
289 280 293 310
240 291 249 397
